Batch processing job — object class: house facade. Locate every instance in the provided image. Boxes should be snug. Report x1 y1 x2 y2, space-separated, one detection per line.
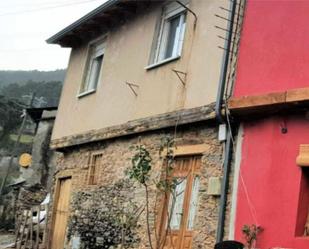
47 0 244 249
229 0 309 248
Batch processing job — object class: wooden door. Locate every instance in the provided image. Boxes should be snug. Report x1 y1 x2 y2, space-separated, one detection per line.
51 177 72 249
160 156 201 249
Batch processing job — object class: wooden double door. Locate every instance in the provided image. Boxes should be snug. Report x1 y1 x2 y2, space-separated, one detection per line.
160 156 201 249
50 177 72 249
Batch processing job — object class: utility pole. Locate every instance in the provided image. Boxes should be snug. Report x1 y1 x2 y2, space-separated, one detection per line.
0 93 36 199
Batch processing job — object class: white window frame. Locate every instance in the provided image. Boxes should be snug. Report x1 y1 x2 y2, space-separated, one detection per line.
146 2 187 70
78 38 105 98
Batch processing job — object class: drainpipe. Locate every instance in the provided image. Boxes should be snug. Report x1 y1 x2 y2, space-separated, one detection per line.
215 0 237 243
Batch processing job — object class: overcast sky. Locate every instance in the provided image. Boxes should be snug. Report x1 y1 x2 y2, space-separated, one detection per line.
0 0 107 71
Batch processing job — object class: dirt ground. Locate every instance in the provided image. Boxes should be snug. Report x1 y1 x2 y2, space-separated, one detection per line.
0 232 15 249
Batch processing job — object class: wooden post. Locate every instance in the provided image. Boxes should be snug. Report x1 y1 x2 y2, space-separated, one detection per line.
15 213 23 248
42 204 49 248
18 210 29 249
30 207 33 249
36 207 40 249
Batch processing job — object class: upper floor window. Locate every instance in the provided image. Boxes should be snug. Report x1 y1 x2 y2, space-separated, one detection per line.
79 39 105 96
147 2 187 69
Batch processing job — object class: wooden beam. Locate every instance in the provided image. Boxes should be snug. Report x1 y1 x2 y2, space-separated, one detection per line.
228 87 309 115
50 104 216 150
286 87 309 103
228 92 286 110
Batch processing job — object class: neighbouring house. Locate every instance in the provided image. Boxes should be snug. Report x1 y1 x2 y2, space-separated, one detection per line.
17 107 58 208
46 1 244 249
228 0 309 248
0 106 57 240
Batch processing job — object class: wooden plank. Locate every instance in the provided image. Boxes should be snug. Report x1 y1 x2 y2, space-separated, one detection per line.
30 208 33 249
165 144 210 157
42 204 49 248
50 178 72 249
36 207 40 249
50 104 216 150
228 92 286 110
286 87 309 103
228 87 309 116
18 210 29 249
15 213 23 248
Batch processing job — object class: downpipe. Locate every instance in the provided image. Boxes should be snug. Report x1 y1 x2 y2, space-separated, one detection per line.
215 0 237 243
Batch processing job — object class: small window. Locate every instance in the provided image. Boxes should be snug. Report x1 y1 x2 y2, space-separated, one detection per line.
148 2 187 68
79 40 105 96
88 153 103 185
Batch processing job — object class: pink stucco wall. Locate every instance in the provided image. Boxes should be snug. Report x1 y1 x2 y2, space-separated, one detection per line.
233 0 309 247
234 0 309 97
235 116 309 248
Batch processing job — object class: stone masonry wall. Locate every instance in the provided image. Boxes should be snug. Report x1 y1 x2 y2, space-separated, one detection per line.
49 123 226 249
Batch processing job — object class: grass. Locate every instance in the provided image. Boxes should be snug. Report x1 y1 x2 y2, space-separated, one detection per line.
9 134 33 144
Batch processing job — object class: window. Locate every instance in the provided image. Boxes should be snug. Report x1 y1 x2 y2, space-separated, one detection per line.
88 153 103 185
148 2 187 68
79 40 105 96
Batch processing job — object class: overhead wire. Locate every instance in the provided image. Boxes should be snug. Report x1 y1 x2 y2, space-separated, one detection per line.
0 0 104 17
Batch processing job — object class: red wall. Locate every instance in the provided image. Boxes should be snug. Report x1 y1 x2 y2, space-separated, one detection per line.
234 0 309 97
233 0 309 247
234 116 309 248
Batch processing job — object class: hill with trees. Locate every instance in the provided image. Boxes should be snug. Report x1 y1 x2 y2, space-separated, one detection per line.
0 69 65 88
0 69 66 107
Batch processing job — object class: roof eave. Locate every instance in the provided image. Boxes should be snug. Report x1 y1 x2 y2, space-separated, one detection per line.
46 0 121 45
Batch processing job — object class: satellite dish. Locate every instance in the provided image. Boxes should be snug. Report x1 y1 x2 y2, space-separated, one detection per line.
19 153 32 168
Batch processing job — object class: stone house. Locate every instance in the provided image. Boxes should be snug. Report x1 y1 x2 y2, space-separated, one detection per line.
46 0 244 248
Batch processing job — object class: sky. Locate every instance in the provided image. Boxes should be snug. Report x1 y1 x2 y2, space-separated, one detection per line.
0 0 108 71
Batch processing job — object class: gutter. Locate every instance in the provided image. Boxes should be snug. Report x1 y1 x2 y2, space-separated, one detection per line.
215 0 237 243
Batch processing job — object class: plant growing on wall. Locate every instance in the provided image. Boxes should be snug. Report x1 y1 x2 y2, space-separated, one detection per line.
242 224 263 249
127 136 177 249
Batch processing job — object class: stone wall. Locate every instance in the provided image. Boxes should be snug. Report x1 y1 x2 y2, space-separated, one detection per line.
49 123 226 249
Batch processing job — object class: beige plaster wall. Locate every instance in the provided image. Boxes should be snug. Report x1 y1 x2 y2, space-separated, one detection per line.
52 0 229 140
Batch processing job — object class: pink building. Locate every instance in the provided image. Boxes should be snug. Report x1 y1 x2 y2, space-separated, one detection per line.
230 1 309 248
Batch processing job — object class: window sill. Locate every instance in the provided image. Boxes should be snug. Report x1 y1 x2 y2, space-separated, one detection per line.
145 55 181 70
77 89 96 98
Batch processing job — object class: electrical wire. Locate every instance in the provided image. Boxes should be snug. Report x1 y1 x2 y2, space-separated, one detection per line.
0 0 104 17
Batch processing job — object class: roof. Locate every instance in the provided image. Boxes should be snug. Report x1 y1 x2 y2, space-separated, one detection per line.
46 0 164 47
26 107 58 123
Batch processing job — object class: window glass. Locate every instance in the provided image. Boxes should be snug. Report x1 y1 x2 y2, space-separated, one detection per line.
165 15 181 59
168 178 187 230
152 5 187 65
87 54 103 91
80 40 104 95
187 176 200 230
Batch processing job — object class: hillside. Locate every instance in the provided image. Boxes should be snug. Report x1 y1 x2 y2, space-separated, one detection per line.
0 69 66 88
0 69 66 107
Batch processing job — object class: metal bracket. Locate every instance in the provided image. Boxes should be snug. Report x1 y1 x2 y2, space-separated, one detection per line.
125 82 139 97
172 69 187 86
176 1 198 29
